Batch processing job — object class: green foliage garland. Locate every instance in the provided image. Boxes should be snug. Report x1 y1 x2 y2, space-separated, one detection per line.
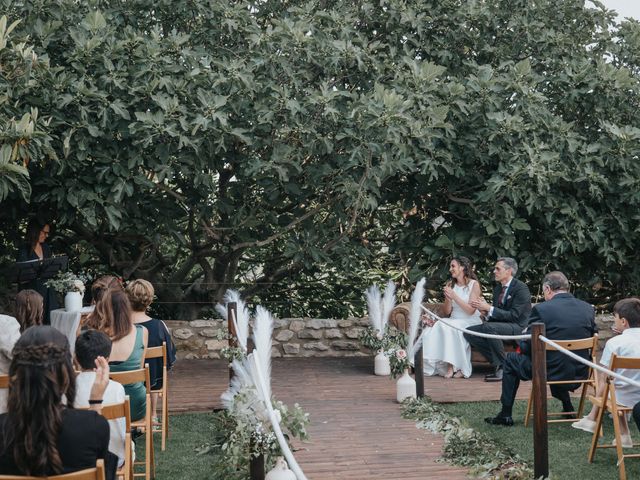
402 398 532 479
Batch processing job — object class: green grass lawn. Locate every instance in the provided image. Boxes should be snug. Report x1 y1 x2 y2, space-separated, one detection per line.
441 399 640 479
145 412 219 480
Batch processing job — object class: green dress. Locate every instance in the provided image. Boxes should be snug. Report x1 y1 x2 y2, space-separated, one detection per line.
109 325 146 421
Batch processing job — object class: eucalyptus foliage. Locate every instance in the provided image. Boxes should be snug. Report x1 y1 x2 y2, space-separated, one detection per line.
2 0 640 317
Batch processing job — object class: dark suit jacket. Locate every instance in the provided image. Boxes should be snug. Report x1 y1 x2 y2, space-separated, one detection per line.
488 278 531 328
519 293 597 381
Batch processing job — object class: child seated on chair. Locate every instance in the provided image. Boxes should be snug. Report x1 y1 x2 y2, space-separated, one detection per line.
75 330 127 468
573 298 640 447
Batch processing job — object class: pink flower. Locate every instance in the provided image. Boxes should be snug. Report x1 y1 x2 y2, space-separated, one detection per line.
396 349 407 359
375 332 383 340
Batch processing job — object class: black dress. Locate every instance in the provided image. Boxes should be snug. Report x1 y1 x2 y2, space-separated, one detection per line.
0 409 115 480
138 318 177 389
17 243 59 324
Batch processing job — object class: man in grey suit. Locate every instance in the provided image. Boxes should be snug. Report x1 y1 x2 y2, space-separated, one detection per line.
466 257 532 381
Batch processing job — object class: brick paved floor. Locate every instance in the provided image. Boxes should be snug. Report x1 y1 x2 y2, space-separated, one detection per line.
170 357 534 479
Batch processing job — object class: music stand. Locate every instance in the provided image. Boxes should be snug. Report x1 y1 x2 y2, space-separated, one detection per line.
9 255 69 285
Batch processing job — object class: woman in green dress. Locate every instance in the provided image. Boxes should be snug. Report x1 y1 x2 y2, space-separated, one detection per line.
88 286 148 421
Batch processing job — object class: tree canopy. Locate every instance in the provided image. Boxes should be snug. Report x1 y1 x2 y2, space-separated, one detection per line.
1 0 639 317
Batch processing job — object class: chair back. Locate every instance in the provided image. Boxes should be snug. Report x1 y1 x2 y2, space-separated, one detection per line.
609 354 640 371
101 396 132 432
144 343 167 362
0 374 8 389
544 334 598 355
0 459 105 480
109 366 151 395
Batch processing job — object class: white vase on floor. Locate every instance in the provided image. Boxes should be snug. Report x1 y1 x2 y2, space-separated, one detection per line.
64 291 83 312
266 457 296 480
396 369 416 403
374 350 391 376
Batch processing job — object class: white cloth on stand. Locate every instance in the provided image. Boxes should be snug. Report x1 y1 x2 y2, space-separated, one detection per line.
422 280 482 378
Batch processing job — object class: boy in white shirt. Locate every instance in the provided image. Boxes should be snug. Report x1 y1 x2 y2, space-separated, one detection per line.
75 330 127 466
573 298 640 447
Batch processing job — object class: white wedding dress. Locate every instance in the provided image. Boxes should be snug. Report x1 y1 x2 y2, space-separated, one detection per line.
422 280 482 378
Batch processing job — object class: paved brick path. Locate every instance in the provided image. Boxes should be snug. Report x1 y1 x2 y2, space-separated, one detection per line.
169 357 537 479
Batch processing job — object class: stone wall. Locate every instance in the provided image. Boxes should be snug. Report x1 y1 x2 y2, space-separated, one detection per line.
166 317 371 359
166 314 615 360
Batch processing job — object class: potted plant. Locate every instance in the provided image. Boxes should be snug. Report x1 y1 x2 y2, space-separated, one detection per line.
45 271 86 312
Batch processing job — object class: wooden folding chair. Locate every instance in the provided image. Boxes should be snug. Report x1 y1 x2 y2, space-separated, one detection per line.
588 354 640 480
0 373 8 389
144 342 169 451
109 367 154 480
524 335 598 426
101 397 133 480
0 459 105 480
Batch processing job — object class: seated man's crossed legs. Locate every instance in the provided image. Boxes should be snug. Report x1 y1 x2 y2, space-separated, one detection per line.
464 322 522 381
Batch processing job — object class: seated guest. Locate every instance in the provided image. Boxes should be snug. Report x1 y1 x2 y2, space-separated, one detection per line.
485 271 597 426
15 289 44 331
75 330 126 468
0 315 19 415
91 287 148 422
0 326 115 480
467 257 532 381
126 279 176 421
573 298 640 447
0 290 44 413
84 276 124 331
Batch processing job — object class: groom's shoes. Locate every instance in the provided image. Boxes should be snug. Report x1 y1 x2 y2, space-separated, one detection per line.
484 367 503 382
484 414 514 426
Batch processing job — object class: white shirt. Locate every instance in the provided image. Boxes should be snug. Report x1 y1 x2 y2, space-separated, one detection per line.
75 372 126 465
0 315 20 414
599 328 640 407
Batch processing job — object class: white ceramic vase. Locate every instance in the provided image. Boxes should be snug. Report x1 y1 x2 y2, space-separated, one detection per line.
374 350 391 376
64 291 83 312
396 369 416 403
265 457 296 480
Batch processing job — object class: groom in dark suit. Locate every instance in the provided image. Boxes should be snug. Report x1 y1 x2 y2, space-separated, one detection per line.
466 257 532 381
485 271 597 426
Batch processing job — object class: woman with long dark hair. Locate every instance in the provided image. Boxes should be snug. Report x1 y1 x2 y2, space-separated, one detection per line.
422 256 484 378
0 326 113 478
17 218 58 323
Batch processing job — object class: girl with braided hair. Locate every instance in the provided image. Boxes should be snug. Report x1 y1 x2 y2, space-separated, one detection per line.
0 326 114 479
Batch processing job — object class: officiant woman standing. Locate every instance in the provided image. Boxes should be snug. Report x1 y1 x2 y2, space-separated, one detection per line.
17 218 59 324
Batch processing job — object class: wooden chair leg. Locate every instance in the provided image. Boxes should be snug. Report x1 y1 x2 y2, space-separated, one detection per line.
588 400 607 463
524 389 533 427
611 407 627 480
576 383 589 418
162 391 168 450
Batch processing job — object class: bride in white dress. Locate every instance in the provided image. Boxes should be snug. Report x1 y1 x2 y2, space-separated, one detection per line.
423 256 483 378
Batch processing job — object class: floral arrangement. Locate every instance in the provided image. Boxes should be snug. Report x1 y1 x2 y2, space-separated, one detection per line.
359 324 406 352
387 346 411 379
45 271 87 295
212 291 310 479
211 388 309 478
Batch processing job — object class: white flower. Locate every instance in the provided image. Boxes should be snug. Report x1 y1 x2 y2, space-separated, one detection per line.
73 279 85 293
375 331 384 340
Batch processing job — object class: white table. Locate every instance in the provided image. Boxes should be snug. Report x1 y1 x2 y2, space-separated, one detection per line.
50 306 94 354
